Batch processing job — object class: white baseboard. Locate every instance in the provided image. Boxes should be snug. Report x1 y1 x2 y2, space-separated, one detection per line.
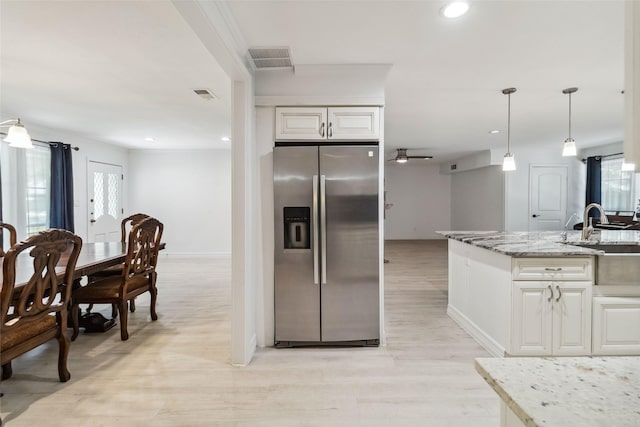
447 304 506 357
159 252 231 259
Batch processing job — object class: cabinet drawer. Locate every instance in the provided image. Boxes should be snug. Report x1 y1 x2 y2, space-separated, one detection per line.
512 258 593 281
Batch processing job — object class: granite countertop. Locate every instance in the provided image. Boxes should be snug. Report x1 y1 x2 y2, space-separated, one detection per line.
438 230 640 256
475 356 640 427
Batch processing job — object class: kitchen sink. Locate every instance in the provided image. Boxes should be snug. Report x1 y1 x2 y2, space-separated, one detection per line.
564 242 640 285
567 243 640 254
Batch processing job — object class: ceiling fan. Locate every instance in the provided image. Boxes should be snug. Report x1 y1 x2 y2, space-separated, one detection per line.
387 148 433 163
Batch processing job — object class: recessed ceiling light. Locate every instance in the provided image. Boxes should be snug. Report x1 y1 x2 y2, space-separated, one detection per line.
221 136 231 142
489 130 500 134
441 1 470 19
145 137 155 142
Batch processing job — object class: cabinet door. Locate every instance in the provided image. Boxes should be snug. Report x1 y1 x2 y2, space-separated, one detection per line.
275 107 327 140
511 282 552 355
592 297 640 355
327 107 379 140
552 282 592 356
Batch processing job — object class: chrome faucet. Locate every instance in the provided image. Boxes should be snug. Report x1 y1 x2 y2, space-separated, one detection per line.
561 212 579 241
582 203 609 240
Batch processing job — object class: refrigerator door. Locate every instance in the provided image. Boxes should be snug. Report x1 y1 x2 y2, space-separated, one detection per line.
319 146 380 341
274 146 320 342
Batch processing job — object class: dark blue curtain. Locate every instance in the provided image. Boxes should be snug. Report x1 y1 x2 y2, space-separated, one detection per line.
50 143 75 232
585 156 602 219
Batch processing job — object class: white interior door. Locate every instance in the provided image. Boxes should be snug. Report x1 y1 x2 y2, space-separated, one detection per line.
88 161 123 242
529 165 568 231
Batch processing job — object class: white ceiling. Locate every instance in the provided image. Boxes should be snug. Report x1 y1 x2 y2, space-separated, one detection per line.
1 0 231 150
1 1 625 160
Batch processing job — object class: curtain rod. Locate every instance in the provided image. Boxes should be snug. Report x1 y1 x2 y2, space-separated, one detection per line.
0 132 79 151
581 152 623 163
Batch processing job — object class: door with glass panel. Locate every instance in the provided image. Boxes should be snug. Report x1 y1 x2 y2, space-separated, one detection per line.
88 161 123 242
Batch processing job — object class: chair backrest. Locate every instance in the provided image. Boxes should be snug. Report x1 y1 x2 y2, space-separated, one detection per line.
1 229 82 331
120 213 150 243
123 217 163 278
0 222 17 257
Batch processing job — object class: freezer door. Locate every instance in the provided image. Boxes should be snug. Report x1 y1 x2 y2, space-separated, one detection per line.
319 146 380 342
274 146 320 342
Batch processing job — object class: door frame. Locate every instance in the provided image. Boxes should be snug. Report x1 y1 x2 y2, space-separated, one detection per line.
86 159 124 243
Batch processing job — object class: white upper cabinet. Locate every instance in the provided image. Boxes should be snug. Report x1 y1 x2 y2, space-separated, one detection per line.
327 107 379 140
275 106 379 141
275 107 327 140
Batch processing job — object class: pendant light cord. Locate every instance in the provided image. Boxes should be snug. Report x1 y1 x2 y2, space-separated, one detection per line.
507 92 511 153
568 92 572 139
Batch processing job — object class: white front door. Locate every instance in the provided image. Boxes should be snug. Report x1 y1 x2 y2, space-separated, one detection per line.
88 161 122 242
529 165 568 231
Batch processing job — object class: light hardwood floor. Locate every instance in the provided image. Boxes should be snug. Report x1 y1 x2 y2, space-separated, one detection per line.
1 240 498 426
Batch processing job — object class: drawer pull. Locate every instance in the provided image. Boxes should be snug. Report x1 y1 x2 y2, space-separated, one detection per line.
547 284 554 302
555 285 562 302
544 267 563 271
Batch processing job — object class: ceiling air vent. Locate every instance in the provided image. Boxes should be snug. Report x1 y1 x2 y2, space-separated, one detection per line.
248 47 293 70
193 89 217 101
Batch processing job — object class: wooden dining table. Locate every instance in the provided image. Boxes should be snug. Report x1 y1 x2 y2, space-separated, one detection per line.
1 241 166 288
1 241 130 288
1 241 165 332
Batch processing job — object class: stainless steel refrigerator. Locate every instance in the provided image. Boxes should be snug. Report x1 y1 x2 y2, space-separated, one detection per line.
274 144 380 347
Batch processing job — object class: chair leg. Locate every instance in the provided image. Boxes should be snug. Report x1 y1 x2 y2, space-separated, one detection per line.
129 298 136 313
150 272 158 321
56 311 71 382
71 303 80 341
118 301 129 341
111 304 118 319
1 362 12 380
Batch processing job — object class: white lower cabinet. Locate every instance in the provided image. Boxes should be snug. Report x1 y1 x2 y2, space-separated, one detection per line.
511 282 592 356
592 297 640 355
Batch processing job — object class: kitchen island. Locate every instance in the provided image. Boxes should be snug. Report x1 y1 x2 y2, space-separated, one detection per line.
441 230 640 357
475 356 640 427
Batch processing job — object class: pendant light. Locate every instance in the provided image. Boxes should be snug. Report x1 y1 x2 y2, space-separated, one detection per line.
0 118 33 149
562 87 578 156
502 88 516 171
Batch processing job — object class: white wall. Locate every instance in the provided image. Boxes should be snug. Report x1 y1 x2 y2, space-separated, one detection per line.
384 162 451 239
16 124 129 243
450 166 505 231
504 144 584 232
128 149 231 255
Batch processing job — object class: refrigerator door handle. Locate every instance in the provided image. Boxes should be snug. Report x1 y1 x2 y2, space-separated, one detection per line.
320 175 327 285
313 175 319 285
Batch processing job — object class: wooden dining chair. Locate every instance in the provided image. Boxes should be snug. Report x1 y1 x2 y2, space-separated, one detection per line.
0 222 17 257
1 229 82 382
72 217 163 341
86 213 150 316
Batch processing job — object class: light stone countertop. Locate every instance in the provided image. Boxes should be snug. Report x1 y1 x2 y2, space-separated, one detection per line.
438 230 640 256
475 356 640 427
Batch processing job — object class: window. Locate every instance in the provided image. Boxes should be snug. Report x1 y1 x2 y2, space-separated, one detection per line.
601 157 640 213
1 141 51 240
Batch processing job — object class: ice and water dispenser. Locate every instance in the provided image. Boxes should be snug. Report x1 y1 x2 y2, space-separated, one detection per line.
283 207 310 249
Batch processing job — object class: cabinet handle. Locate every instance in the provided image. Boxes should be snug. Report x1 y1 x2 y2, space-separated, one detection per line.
320 122 325 137
547 284 553 302
555 285 562 302
544 267 563 271
328 122 333 137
